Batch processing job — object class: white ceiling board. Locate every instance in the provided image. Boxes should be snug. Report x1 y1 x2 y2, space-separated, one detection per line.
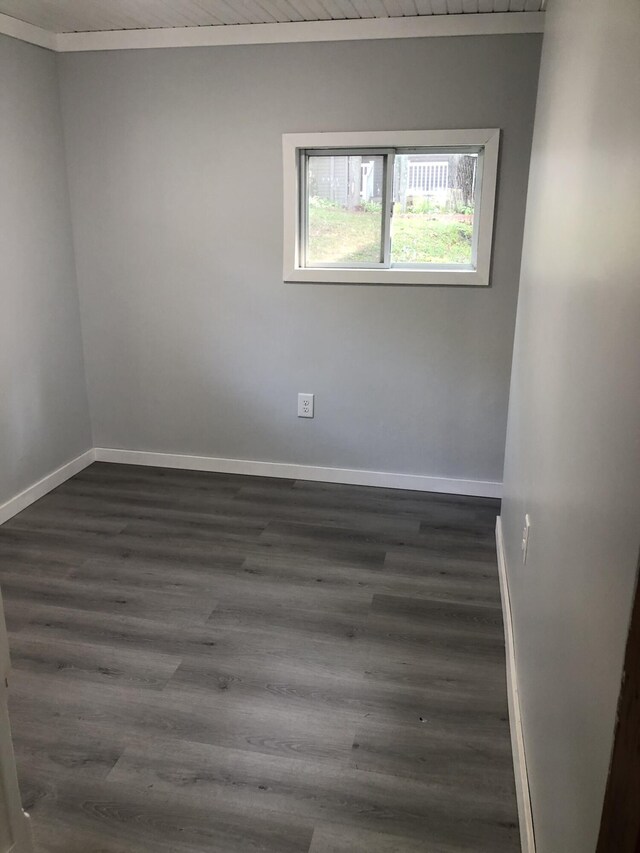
111 2 177 27
167 1 227 24
335 0 366 16
199 1 253 24
269 0 304 21
357 0 389 16
235 0 277 22
315 0 347 19
413 0 434 13
251 2 287 23
350 0 373 16
291 0 332 20
381 0 410 16
174 1 223 25
394 0 420 15
139 2 205 26
284 0 317 19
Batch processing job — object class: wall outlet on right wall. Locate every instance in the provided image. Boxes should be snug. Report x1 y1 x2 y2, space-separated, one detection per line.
521 514 531 565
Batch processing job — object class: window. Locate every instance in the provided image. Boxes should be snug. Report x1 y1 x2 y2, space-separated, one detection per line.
283 129 500 286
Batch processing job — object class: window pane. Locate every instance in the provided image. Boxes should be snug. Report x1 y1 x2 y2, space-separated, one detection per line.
306 154 385 265
390 152 478 266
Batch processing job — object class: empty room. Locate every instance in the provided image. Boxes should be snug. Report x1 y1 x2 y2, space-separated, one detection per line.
0 1 639 852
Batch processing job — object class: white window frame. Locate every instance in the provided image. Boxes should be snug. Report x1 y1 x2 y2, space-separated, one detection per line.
283 129 500 286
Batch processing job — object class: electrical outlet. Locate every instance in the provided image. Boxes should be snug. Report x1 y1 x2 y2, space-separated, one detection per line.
297 393 314 418
521 514 531 565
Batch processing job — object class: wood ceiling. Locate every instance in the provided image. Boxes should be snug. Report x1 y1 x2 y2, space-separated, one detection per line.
0 0 545 34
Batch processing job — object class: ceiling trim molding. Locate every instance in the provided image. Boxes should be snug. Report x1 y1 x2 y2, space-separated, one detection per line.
0 11 56 50
58 12 544 53
1 11 544 54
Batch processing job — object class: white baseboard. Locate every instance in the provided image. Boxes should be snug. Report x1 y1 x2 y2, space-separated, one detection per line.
0 445 501 528
0 449 95 526
496 516 536 853
94 448 502 498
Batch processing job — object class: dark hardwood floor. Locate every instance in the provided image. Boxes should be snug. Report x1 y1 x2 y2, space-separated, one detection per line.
0 463 518 852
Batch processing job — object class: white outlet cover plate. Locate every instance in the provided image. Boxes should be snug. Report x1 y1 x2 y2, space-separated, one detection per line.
522 513 531 564
298 393 314 418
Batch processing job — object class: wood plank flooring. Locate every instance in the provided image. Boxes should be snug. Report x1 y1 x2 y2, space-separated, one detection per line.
0 463 518 852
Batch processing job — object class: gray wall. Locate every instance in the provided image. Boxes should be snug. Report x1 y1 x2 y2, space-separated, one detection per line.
58 35 541 482
501 1 640 850
0 34 91 508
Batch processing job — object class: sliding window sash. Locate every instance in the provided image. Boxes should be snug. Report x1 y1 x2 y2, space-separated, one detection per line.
388 145 484 271
300 148 393 269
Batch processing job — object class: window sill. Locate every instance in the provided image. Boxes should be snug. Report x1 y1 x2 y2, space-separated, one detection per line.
284 267 490 286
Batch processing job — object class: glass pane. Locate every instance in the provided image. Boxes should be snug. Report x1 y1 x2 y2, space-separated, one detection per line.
306 154 385 265
390 152 478 266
